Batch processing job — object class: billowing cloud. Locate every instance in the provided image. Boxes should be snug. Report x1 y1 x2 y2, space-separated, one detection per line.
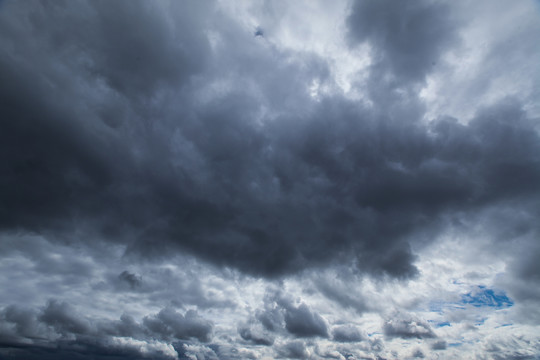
143 308 213 343
253 289 329 338
238 325 275 346
283 303 329 338
431 340 447 350
332 324 366 343
40 300 92 336
276 340 309 359
383 312 436 339
347 0 459 84
118 271 142 290
1 0 539 358
0 300 214 359
1 0 540 285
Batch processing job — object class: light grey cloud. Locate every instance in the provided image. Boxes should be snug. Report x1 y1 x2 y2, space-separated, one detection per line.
383 312 436 339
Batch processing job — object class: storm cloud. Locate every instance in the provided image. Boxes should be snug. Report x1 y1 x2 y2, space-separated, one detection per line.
1 0 539 359
383 312 436 339
1 0 539 283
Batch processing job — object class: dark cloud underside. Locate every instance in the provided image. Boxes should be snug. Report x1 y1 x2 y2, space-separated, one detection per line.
1 0 540 359
1 1 540 285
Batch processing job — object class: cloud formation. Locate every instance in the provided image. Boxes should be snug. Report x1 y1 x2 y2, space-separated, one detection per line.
1 0 539 359
383 312 436 339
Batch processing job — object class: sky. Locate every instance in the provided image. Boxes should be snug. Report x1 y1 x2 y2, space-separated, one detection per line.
0 0 540 359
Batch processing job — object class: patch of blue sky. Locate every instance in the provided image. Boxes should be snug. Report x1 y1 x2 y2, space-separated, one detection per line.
436 321 451 328
426 286 513 328
427 319 452 328
461 286 513 308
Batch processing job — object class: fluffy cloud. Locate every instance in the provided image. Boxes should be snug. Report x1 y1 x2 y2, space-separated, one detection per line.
383 312 436 339
332 325 366 343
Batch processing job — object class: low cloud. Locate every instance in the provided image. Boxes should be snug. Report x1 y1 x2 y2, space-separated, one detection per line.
276 340 309 359
238 325 275 346
332 325 366 343
383 312 436 339
0 301 212 359
118 270 142 290
255 289 329 338
40 300 92 336
143 308 213 343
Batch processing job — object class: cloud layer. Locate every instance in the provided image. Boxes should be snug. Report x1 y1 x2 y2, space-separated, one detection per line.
1 0 539 359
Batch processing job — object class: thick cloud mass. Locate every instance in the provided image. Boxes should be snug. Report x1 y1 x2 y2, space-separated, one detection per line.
1 0 539 282
1 0 540 359
347 0 458 84
383 312 436 339
252 289 329 339
332 325 365 343
0 301 212 359
143 308 213 343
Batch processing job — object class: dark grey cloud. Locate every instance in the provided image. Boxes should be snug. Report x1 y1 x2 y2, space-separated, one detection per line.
100 314 146 339
40 300 92 336
276 340 309 359
118 271 142 290
431 340 447 350
0 341 173 360
1 0 539 286
238 325 274 346
254 27 264 38
283 303 328 338
332 325 365 343
412 348 425 358
347 0 459 85
0 304 146 359
0 300 216 359
254 289 329 339
383 312 436 339
0 305 42 342
1 1 540 358
143 308 213 343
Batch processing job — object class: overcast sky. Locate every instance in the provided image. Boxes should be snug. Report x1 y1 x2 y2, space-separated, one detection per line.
1 0 540 359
